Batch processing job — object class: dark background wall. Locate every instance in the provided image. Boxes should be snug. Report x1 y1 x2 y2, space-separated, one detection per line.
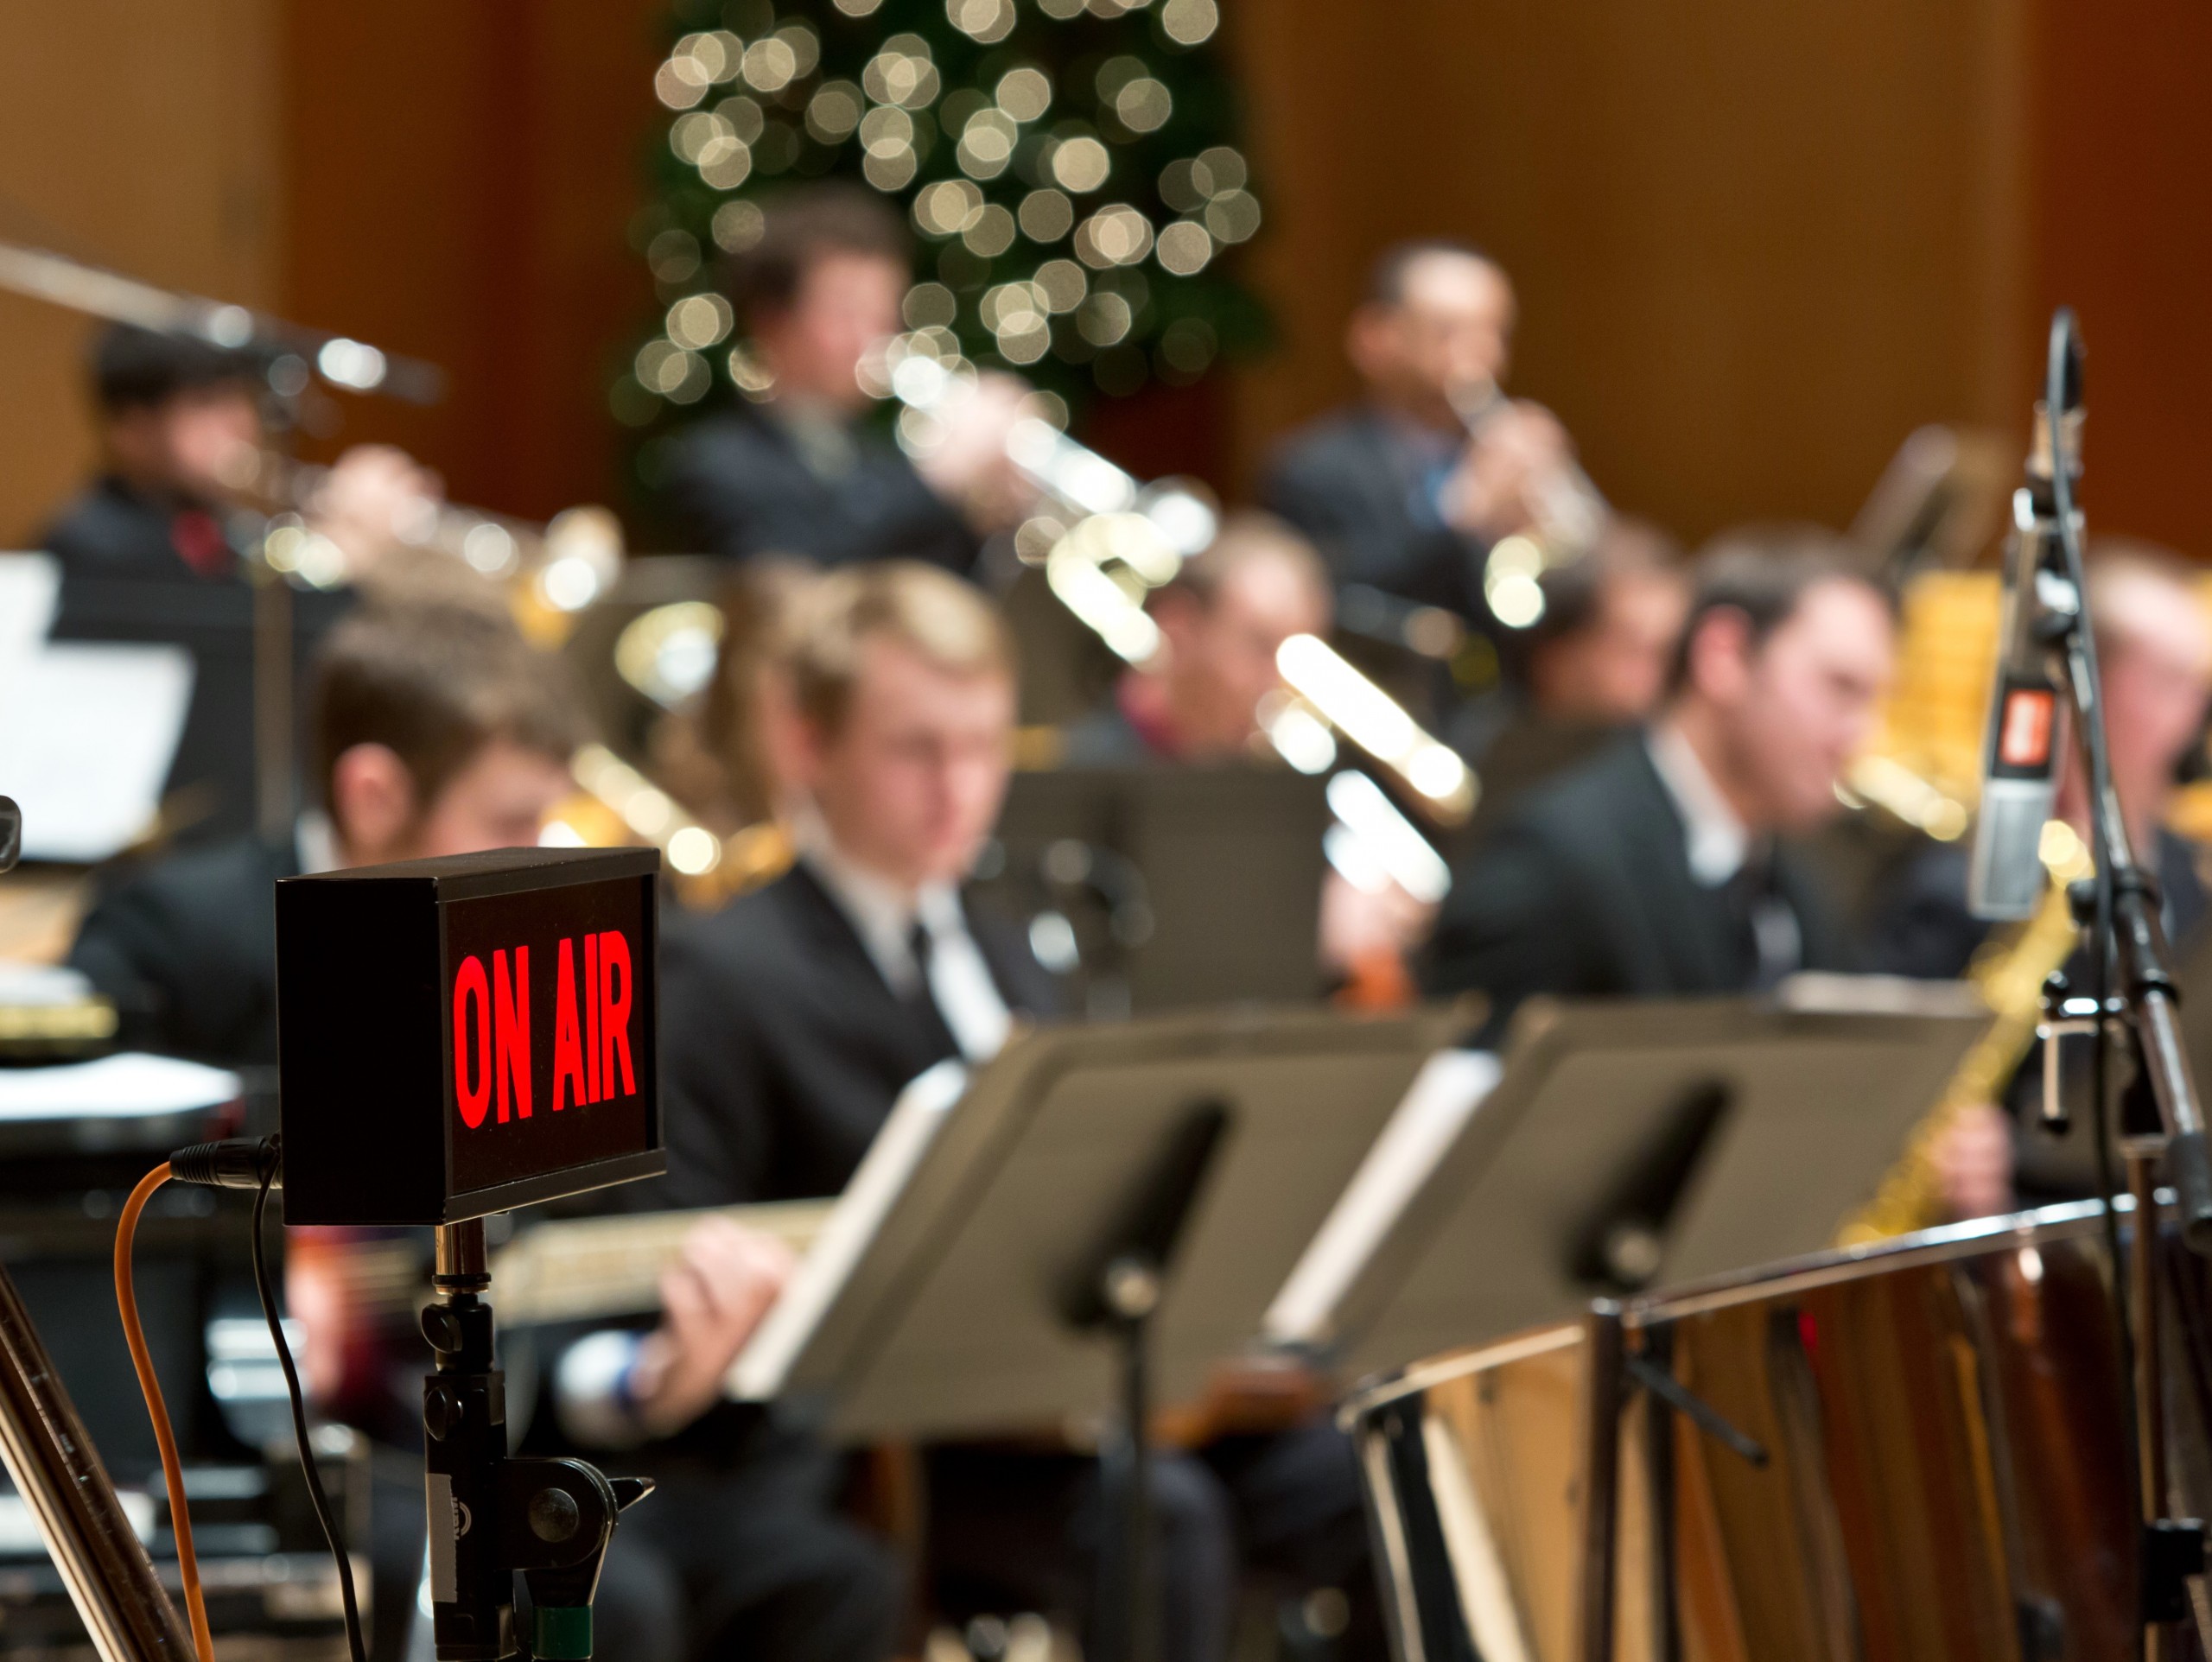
2 2 2207 557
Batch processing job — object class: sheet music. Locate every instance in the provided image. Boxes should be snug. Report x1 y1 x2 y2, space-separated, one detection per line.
0 640 193 861
1262 1049 1501 1348
0 555 59 680
730 1058 969 1399
0 1052 242 1120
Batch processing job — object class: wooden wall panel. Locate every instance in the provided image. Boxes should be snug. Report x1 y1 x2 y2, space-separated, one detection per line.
2031 0 2212 555
279 0 667 522
1222 0 2037 546
0 0 283 547
6 3 2206 565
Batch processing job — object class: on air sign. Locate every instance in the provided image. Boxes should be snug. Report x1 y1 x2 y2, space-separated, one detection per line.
449 930 639 1129
277 847 664 1225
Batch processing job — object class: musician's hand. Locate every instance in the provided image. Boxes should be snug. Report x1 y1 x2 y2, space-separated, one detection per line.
912 371 1037 534
308 445 445 578
1441 401 1571 541
1319 868 1434 978
1934 1101 2014 1221
627 1217 796 1436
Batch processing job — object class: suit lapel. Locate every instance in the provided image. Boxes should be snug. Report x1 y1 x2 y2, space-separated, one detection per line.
1609 743 1741 993
1348 409 1428 532
776 865 958 1074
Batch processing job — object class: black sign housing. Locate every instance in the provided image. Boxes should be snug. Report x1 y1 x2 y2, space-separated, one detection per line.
276 847 664 1225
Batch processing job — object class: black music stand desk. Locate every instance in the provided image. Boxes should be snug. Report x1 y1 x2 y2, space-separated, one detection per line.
1268 974 1992 1381
734 1000 1474 1442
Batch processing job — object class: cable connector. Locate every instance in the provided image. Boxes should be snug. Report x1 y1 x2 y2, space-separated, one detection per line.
168 1136 281 1191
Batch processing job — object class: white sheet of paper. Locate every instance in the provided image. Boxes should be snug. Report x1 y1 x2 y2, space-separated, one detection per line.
0 555 60 682
0 1051 242 1120
1262 1049 1502 1348
731 1057 969 1399
0 640 194 861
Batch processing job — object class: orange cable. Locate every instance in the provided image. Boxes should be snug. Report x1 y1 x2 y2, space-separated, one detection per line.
114 1164 216 1662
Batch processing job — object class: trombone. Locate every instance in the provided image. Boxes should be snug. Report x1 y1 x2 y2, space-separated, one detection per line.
886 344 1478 829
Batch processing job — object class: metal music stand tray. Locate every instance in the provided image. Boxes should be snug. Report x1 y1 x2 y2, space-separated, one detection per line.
1294 974 1993 1384
741 999 1475 1443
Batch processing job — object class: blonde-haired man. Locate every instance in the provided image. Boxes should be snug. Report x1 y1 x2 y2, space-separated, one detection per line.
628 564 1371 1662
657 561 1049 1205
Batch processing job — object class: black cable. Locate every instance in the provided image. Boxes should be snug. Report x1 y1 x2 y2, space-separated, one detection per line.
2044 308 2149 1661
249 1144 369 1662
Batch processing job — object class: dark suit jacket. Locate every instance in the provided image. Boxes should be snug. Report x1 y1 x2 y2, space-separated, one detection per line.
1419 736 1853 1030
658 405 979 573
44 476 349 841
1260 406 1488 620
650 861 1059 1208
40 474 236 582
68 835 298 1068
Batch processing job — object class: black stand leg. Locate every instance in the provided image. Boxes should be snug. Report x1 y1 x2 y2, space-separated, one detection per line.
1065 1105 1229 1662
1095 1305 1156 1662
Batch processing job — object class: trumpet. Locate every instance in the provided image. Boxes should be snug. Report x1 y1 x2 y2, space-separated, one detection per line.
213 444 625 644
1448 377 1611 629
887 349 1477 828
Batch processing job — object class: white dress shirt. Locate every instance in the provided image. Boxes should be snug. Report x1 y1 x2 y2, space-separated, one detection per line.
1644 721 1750 887
555 815 1019 1444
796 813 1013 1063
1645 721 1802 980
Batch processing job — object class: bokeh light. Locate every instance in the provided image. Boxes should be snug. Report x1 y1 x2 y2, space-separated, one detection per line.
995 67 1052 122
711 200 765 252
1019 188 1075 241
1160 0 1218 42
1154 219 1212 275
1051 136 1111 193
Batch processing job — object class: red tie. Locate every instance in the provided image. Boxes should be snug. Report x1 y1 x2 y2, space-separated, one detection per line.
168 509 233 579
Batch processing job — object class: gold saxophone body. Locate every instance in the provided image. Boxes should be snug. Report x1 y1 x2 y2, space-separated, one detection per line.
1837 839 2088 1245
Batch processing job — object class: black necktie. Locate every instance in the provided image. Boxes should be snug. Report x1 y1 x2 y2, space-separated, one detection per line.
1723 853 1799 992
904 918 958 1056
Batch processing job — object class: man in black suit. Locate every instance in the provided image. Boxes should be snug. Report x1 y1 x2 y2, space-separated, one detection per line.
41 326 267 584
73 599 896 1662
656 187 1023 574
1422 530 1896 1030
1260 240 1581 629
41 324 444 839
1870 543 2212 1214
62 600 709 1662
68 600 582 1069
598 562 1376 1662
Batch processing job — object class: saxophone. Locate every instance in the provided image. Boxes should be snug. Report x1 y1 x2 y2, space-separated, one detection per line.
1836 830 2090 1245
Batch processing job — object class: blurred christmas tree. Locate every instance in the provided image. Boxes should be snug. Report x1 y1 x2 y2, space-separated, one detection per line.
615 0 1268 485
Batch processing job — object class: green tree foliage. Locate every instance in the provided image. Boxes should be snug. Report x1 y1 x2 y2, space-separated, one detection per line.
618 0 1268 484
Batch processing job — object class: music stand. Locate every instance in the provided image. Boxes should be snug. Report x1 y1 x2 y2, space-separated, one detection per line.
976 766 1332 1016
1280 976 1991 1382
52 575 351 844
742 999 1473 1437
734 999 1473 1662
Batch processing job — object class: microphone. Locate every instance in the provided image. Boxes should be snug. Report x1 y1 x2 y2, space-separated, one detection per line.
1967 373 2082 921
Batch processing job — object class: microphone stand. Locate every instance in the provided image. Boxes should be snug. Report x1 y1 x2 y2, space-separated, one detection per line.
2024 309 2211 1646
423 1221 652 1661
